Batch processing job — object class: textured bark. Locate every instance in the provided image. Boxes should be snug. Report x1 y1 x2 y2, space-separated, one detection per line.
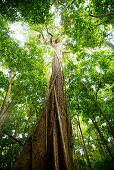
12 42 73 170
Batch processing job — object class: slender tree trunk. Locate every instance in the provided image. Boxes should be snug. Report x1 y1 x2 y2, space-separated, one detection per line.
82 82 114 138
77 116 92 170
94 129 106 156
91 117 113 159
75 126 81 170
28 115 33 136
0 70 16 128
7 125 20 169
0 70 13 115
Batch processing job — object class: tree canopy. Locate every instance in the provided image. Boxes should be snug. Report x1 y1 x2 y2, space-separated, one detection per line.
0 0 114 169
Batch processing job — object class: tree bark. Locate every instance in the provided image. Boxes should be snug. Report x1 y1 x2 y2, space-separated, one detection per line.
12 39 73 170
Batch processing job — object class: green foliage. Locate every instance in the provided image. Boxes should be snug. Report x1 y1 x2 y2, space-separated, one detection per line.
0 0 52 23
89 0 114 15
64 46 113 169
92 156 114 170
60 0 114 50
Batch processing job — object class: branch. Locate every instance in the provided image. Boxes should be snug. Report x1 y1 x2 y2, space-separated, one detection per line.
55 34 64 43
37 31 49 45
95 18 114 27
62 51 71 54
89 12 114 18
46 28 53 37
105 41 114 50
96 81 102 100
5 132 24 146
45 25 53 44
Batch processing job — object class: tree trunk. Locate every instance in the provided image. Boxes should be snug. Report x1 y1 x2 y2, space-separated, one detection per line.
12 42 73 170
77 116 92 170
94 129 106 156
0 70 17 128
82 82 114 138
91 117 113 159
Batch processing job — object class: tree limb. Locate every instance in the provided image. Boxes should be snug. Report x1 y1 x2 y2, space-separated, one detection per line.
89 12 114 18
55 34 64 43
62 51 71 54
105 41 114 50
96 81 102 100
37 31 49 45
5 132 24 146
95 18 114 27
77 115 92 170
45 25 53 44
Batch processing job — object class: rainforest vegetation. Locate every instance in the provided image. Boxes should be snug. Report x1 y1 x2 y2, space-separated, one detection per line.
0 0 114 169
